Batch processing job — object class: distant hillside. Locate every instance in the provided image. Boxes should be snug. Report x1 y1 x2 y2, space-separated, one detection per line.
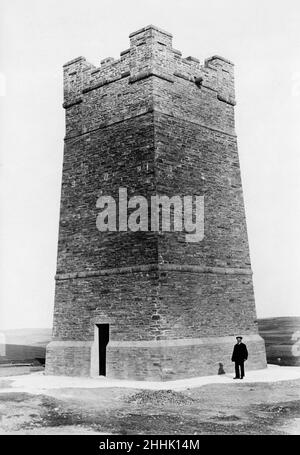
258 317 300 366
1 328 52 346
0 328 52 365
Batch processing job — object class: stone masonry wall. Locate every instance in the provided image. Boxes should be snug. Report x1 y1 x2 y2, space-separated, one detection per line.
52 269 258 343
46 25 266 379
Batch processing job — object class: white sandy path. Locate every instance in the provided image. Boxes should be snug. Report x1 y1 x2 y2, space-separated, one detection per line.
1 364 300 394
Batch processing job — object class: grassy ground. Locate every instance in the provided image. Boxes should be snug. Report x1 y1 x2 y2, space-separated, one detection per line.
0 377 300 434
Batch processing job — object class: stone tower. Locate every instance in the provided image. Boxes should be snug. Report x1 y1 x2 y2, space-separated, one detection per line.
45 25 266 380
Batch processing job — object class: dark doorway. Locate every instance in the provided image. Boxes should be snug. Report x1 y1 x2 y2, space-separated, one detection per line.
97 324 109 376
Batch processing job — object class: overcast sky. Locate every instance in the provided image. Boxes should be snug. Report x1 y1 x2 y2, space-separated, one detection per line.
1 0 300 330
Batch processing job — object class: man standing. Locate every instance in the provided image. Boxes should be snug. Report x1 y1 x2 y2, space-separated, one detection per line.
231 336 248 379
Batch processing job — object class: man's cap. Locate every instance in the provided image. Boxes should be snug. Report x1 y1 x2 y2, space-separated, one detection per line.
236 336 243 340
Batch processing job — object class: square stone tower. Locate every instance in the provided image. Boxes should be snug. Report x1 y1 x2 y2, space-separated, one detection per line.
45 25 266 380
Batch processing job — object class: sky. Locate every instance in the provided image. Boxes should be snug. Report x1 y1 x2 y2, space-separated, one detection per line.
0 0 300 330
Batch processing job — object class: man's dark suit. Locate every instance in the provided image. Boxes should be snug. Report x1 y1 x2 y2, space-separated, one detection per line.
231 342 248 378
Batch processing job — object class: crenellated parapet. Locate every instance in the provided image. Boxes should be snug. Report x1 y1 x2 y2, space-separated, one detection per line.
62 25 236 140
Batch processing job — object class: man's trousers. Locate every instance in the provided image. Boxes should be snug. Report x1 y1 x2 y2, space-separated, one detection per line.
235 361 245 378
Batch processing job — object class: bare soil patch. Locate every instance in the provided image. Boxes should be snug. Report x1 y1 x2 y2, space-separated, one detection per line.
0 379 299 434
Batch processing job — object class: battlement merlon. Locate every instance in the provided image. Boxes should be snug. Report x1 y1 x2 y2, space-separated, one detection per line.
129 24 173 46
62 26 236 108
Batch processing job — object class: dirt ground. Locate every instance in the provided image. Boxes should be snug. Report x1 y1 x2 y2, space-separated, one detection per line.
0 377 300 434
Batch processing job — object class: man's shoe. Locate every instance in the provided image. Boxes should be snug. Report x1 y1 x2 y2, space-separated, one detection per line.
233 377 240 379
240 377 244 379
